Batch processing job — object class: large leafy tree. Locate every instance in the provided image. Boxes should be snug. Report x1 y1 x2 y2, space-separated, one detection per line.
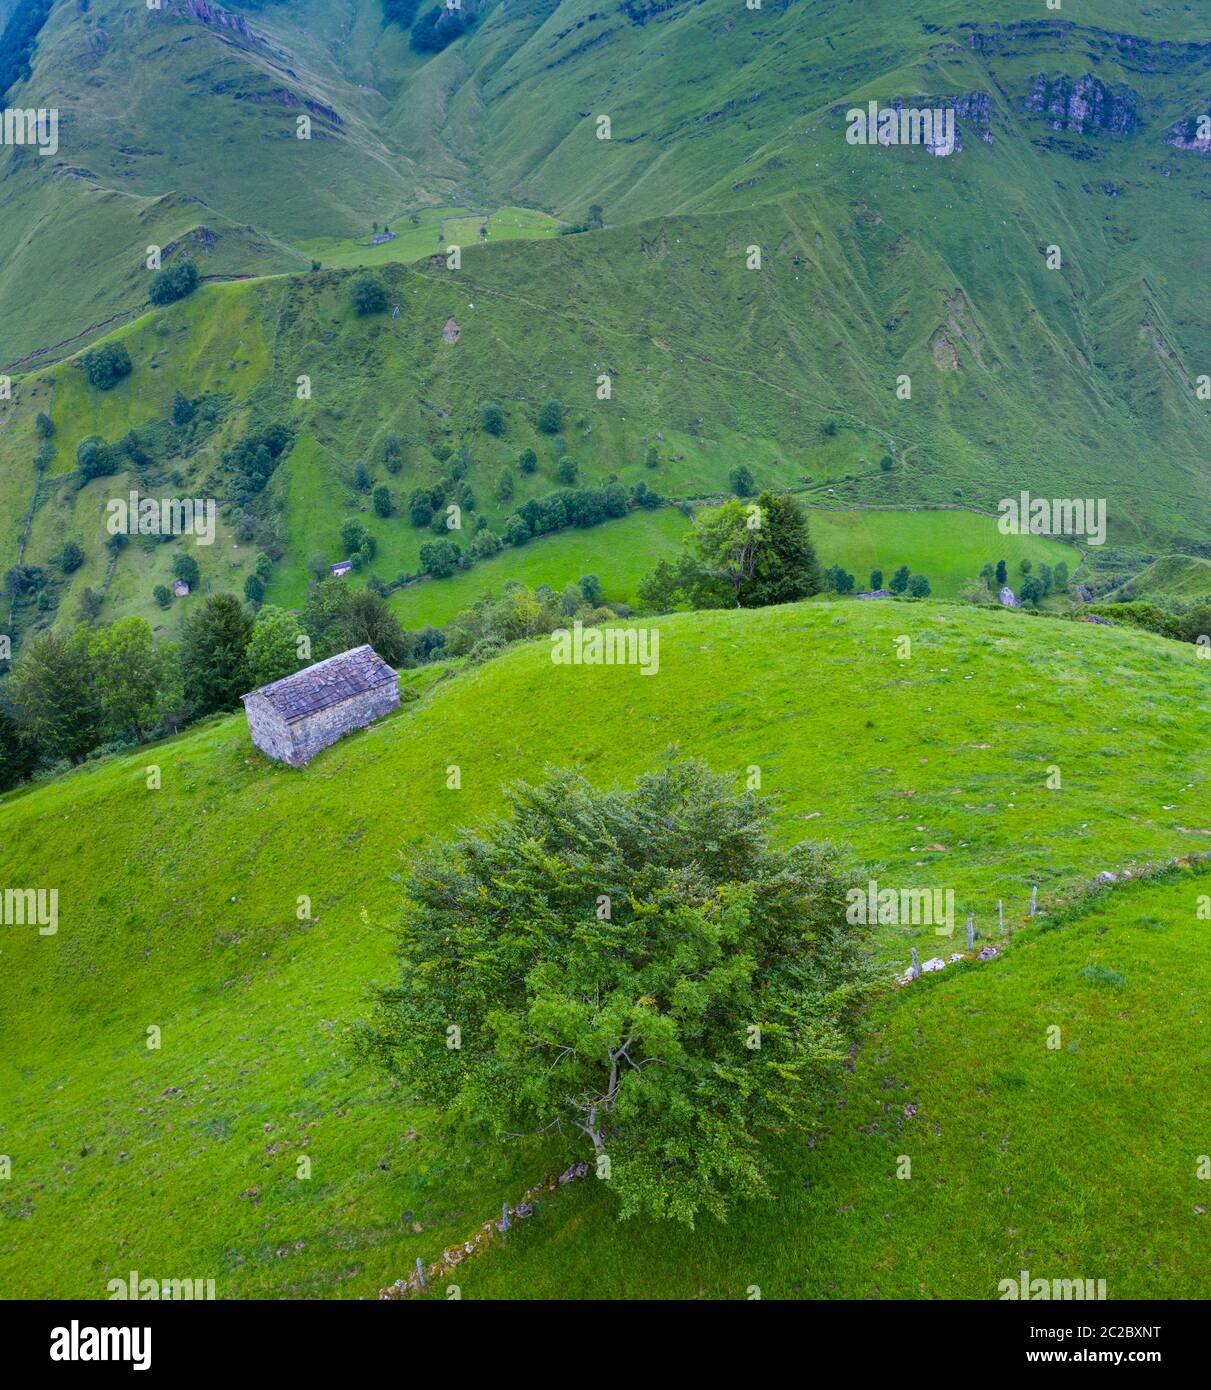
246 605 305 689
743 491 823 606
303 578 409 665
180 593 253 717
6 627 103 763
362 760 873 1225
690 499 763 606
90 617 162 743
0 702 39 791
637 550 729 613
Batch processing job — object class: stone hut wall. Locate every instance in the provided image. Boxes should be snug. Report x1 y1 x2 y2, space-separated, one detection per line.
244 693 295 764
288 682 399 764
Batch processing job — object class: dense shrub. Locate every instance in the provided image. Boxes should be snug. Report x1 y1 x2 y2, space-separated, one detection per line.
382 0 420 26
76 436 120 482
351 273 389 315
410 3 473 53
84 343 132 392
537 398 562 434
148 259 199 307
173 553 200 588
419 538 461 578
225 424 292 500
0 0 54 99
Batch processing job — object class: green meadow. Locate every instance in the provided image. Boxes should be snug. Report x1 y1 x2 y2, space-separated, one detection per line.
389 507 689 625
382 504 1077 630
807 509 1080 599
295 206 560 271
1 600 1208 1298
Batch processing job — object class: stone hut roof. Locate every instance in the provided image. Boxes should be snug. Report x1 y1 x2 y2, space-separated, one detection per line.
242 645 396 724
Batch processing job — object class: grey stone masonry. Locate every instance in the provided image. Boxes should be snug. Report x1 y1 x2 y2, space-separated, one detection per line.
241 645 399 766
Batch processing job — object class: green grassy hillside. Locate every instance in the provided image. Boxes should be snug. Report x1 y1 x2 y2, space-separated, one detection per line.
1104 553 1211 606
0 208 1183 653
3 0 1211 572
1 599 1208 1298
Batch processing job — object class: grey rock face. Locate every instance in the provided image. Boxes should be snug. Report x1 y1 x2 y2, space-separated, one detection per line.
1025 74 1140 136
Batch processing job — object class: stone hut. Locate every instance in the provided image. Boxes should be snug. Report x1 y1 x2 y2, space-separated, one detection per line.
242 645 398 767
998 586 1021 608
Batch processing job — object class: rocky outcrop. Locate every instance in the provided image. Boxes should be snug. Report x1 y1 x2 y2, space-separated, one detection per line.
1024 73 1140 136
889 91 994 152
958 21 1211 76
171 0 258 44
1165 108 1211 154
621 0 685 25
212 78 342 126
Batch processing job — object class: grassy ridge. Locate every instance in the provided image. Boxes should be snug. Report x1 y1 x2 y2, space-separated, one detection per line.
1 600 1208 1297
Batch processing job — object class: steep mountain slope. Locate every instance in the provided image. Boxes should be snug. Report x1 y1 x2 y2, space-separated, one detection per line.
1 600 1208 1297
0 233 1100 648
1 0 1208 591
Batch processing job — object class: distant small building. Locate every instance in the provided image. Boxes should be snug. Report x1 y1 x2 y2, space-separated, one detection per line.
241 645 399 767
330 560 353 578
173 580 190 597
856 589 891 600
998 586 1021 608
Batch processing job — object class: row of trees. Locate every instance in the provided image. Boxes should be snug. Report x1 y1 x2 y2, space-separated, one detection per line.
825 564 930 597
978 557 1069 597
